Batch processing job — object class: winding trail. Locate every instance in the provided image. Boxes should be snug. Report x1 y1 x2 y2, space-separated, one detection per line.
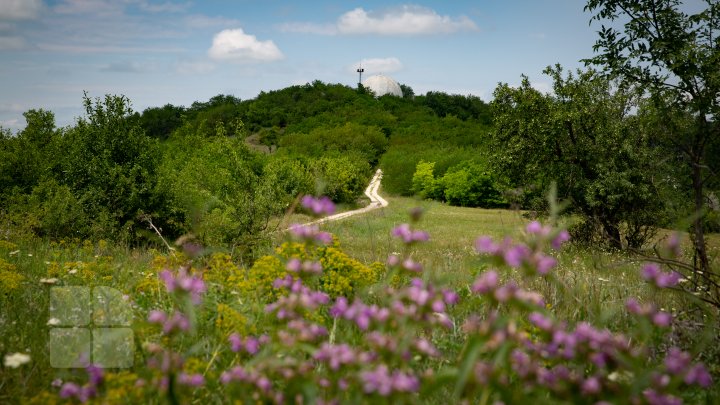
306 169 387 226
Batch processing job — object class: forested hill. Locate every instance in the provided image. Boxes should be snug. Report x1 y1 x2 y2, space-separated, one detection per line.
4 75 715 254
136 80 498 199
0 81 497 252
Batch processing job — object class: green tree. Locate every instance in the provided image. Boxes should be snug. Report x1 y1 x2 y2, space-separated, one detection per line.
0 110 60 201
138 104 186 140
585 0 719 270
411 161 441 200
158 126 276 257
439 161 506 208
492 66 662 248
59 94 162 240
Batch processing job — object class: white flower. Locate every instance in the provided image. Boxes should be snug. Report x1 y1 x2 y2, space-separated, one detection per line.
9 250 19 256
47 318 61 326
4 352 31 368
27 253 33 257
68 269 78 275
40 278 59 285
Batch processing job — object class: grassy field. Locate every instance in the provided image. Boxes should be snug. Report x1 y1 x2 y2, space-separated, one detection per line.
286 196 714 324
1 194 718 403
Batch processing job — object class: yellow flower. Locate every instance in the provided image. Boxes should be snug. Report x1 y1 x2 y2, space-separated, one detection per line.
0 262 24 293
215 303 248 337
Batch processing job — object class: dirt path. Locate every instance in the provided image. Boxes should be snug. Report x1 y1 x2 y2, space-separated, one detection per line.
305 169 387 226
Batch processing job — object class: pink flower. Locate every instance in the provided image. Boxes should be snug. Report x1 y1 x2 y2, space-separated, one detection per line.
684 364 712 388
178 373 205 387
581 376 601 395
526 221 543 234
475 236 499 254
301 195 336 216
471 271 499 294
652 311 672 328
551 230 570 249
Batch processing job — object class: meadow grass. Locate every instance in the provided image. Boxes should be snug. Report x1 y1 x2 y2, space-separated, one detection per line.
294 195 711 326
1 195 718 403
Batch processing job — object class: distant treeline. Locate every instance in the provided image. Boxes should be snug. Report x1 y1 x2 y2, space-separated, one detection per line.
1 76 717 253
0 82 500 256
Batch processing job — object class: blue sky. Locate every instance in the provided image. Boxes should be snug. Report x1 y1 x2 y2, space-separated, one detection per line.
1 0 605 130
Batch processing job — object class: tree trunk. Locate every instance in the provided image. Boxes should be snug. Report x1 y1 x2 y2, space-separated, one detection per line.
691 153 710 274
689 115 711 276
601 219 623 250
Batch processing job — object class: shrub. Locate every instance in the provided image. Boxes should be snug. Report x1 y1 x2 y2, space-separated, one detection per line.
411 160 443 200
441 162 507 208
311 155 371 204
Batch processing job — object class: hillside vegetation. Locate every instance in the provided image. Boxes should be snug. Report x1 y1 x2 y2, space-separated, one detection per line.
1 1 720 401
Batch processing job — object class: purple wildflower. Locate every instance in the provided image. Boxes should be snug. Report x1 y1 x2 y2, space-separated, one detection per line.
503 244 530 268
442 289 459 305
229 333 243 352
581 376 602 395
534 254 558 275
551 230 570 249
655 271 681 288
401 258 423 272
664 348 691 375
289 223 333 245
178 373 205 387
158 267 206 304
643 390 682 405
652 311 673 328
472 270 499 294
301 195 336 217
666 233 681 257
86 365 103 386
313 343 357 370
391 224 429 244
148 310 167 324
526 221 543 234
528 312 554 332
475 236 500 254
684 364 712 388
59 383 81 399
641 263 661 281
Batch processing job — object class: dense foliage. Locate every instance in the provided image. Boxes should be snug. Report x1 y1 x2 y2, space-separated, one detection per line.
0 81 498 249
491 66 665 248
585 0 720 290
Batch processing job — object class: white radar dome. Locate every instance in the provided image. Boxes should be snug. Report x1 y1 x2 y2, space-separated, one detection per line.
362 74 403 97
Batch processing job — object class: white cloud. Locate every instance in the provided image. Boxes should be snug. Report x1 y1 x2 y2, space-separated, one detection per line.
280 5 477 36
0 0 44 20
176 60 215 74
208 28 283 63
338 5 478 35
352 57 403 74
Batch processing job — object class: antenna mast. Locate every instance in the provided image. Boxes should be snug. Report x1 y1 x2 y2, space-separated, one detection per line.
356 64 364 87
